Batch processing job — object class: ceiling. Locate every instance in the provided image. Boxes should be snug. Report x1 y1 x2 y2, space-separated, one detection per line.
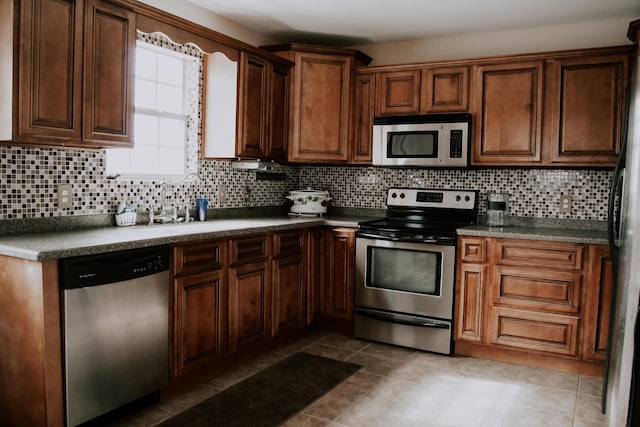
185 0 640 47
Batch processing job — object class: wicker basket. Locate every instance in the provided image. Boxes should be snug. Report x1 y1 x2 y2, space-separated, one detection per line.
115 211 137 226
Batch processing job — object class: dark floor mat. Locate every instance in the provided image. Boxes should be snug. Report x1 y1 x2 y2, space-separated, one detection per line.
158 352 361 427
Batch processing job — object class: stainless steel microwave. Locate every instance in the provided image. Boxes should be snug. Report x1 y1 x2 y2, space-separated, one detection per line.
372 113 471 167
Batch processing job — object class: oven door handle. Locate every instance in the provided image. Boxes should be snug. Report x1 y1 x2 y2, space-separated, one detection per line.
356 232 438 243
355 308 450 329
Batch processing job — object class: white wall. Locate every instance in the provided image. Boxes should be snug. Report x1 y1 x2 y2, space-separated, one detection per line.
353 18 636 66
136 0 276 47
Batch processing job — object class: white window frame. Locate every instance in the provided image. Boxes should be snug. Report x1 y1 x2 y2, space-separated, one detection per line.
105 39 200 181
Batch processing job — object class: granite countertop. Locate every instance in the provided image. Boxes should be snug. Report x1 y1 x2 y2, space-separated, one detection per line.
457 223 608 245
0 214 375 261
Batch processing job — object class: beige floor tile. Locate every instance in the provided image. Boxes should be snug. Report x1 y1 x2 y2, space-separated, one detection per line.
443 373 514 398
302 388 365 421
415 405 499 427
274 338 316 355
302 343 359 360
338 370 383 391
495 405 574 427
516 365 580 392
283 412 332 426
410 350 470 371
317 332 371 351
334 396 421 427
573 418 606 427
359 341 417 361
388 360 458 387
578 375 604 397
363 376 444 408
574 394 607 424
206 364 258 390
345 351 404 376
503 383 578 417
459 357 523 382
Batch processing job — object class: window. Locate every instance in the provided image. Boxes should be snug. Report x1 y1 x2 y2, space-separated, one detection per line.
106 38 201 180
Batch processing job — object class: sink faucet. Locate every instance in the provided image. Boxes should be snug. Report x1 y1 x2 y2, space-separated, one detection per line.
150 172 203 225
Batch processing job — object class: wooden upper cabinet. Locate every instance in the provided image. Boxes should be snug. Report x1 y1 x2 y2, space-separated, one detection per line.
237 52 269 158
16 0 84 141
266 62 290 161
83 0 135 146
471 61 544 165
421 66 469 113
376 69 421 115
237 52 290 160
351 71 376 164
4 0 135 147
546 54 628 166
261 44 372 163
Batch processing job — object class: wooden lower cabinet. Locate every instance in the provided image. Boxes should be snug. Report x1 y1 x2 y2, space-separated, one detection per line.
229 259 271 352
455 237 613 374
582 245 614 362
272 254 305 336
323 228 356 323
306 228 326 324
173 270 227 376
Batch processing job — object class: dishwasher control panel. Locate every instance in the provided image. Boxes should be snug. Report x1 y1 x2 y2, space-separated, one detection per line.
60 245 170 289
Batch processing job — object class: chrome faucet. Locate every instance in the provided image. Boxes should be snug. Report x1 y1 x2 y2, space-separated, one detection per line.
150 172 203 224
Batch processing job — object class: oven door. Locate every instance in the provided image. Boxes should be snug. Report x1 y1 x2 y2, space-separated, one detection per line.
355 237 455 320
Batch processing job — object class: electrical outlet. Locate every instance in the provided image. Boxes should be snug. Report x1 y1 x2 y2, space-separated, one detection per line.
559 194 572 214
217 184 227 204
58 184 72 209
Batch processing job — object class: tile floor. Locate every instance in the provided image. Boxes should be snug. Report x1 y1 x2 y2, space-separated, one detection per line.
106 330 606 427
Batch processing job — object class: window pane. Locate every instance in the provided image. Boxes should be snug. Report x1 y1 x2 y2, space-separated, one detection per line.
159 147 185 175
157 54 184 86
105 149 131 174
157 83 183 114
135 48 157 80
134 114 160 146
135 79 157 109
131 145 159 174
159 118 186 148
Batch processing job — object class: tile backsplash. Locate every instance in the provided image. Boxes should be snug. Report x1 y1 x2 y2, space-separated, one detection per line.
1 145 612 222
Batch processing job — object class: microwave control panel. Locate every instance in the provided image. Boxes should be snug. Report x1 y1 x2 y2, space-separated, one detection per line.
449 130 463 158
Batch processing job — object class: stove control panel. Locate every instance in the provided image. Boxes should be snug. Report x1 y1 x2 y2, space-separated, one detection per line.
387 188 477 210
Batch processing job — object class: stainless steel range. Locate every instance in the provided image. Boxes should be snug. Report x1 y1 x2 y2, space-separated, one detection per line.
354 188 478 355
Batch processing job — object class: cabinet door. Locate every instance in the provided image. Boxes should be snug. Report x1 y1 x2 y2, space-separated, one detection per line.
421 66 469 113
228 260 271 352
289 52 352 162
582 245 613 362
351 71 375 164
17 0 84 141
82 0 134 146
173 270 227 377
455 263 485 342
272 254 305 336
323 228 355 322
547 54 627 166
306 228 325 325
471 61 544 165
376 69 421 115
237 52 268 158
266 63 290 161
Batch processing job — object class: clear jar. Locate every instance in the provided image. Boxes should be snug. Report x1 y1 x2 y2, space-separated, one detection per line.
486 192 510 227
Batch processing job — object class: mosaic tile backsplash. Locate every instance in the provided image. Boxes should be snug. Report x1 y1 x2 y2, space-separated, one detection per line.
0 145 612 222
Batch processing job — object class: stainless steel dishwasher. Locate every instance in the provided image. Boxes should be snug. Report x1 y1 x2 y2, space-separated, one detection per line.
60 245 170 426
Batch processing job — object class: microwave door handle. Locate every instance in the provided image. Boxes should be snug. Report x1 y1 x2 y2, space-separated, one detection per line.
355 308 449 329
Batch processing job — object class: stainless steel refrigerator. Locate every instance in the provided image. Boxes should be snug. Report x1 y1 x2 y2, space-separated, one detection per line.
605 50 640 426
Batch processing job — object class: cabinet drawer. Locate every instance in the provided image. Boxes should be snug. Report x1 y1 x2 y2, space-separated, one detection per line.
173 240 226 275
488 307 579 356
459 237 486 263
495 240 583 269
273 231 304 258
230 235 269 264
493 266 581 313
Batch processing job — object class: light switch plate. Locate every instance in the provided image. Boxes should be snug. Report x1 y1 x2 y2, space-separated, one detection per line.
58 184 73 209
217 184 227 204
559 195 572 213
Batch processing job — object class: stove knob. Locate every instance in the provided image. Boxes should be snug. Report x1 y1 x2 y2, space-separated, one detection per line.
465 195 470 202
400 193 405 199
455 195 461 201
391 192 397 199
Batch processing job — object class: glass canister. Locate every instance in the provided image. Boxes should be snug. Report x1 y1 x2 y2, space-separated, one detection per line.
486 192 510 227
